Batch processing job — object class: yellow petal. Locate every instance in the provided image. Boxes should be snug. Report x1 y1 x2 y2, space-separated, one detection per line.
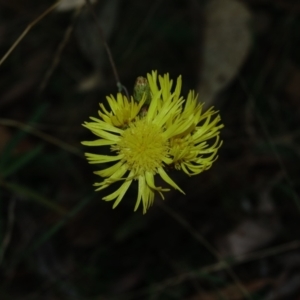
157 167 185 194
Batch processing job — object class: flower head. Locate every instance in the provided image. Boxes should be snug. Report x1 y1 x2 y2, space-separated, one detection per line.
82 71 224 213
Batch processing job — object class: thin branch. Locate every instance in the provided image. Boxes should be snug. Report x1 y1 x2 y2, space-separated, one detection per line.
122 239 300 299
39 4 83 93
0 118 82 157
84 0 128 97
159 202 253 300
0 1 62 66
121 0 163 60
239 77 300 212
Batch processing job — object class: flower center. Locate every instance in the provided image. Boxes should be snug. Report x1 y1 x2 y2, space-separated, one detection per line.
171 136 192 152
169 136 193 169
115 120 168 175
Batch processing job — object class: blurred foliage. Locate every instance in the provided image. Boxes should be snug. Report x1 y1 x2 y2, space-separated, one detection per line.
0 0 300 299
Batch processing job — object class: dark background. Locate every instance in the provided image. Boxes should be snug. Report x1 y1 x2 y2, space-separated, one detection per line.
0 0 300 299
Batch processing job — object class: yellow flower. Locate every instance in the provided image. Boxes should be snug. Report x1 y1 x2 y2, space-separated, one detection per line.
98 93 145 127
82 71 224 213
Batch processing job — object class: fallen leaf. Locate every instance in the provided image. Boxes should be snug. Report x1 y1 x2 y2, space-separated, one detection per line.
56 0 97 12
217 218 281 257
198 0 252 105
